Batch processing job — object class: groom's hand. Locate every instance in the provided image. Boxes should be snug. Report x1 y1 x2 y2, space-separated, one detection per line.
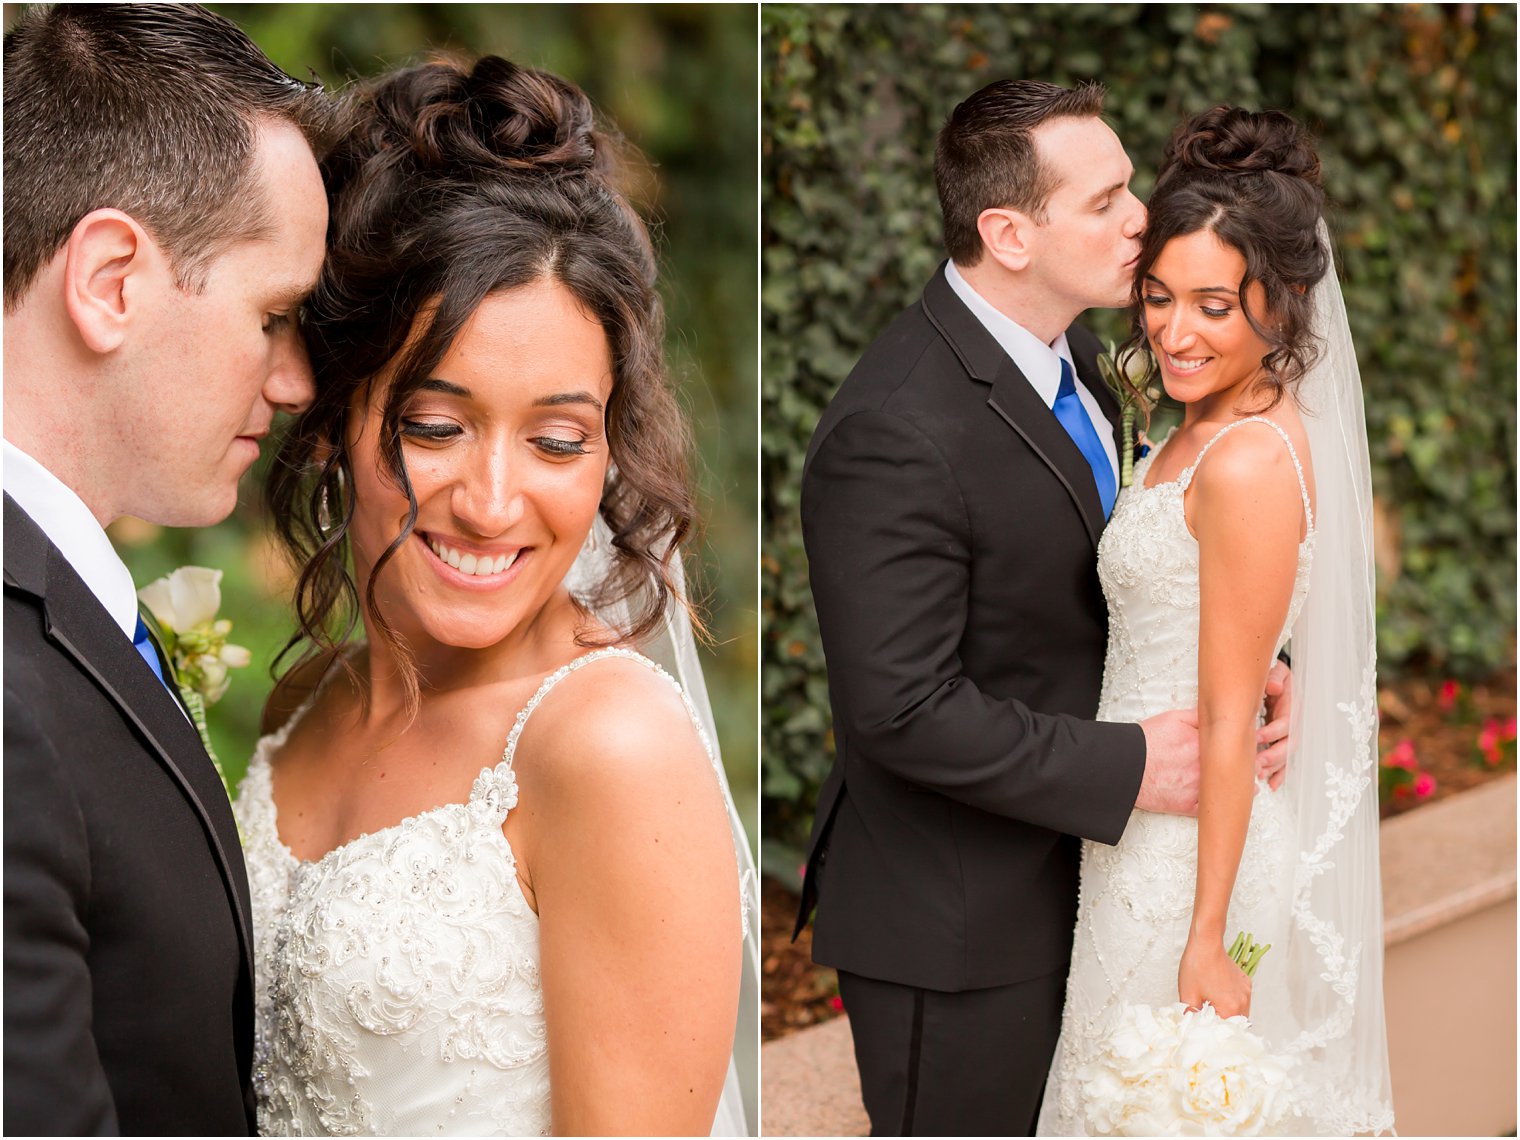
1256 661 1293 790
1135 708 1200 816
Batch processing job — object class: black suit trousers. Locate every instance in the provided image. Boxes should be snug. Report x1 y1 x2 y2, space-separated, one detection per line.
838 968 1067 1137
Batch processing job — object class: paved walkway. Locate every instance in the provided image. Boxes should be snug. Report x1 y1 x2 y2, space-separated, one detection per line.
760 1014 867 1137
760 776 1519 1136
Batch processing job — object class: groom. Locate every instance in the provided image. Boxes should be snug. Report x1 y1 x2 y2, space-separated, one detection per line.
796 80 1289 1135
3 6 336 1133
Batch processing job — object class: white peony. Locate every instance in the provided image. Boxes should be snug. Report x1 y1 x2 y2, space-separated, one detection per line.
138 566 222 633
1078 1003 1294 1137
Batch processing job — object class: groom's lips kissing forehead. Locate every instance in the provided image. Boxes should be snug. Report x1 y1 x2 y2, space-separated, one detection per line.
417 530 532 591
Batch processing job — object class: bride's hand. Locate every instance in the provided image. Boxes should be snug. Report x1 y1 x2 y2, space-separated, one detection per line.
1178 936 1251 1019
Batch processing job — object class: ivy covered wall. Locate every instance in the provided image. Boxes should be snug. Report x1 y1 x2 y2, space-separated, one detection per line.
761 3 1517 868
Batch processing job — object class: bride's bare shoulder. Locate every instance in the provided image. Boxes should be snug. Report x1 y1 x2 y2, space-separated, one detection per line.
511 652 717 808
1189 415 1314 541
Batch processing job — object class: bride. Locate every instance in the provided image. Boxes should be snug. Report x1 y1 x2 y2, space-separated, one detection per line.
235 56 758 1135
1038 108 1394 1134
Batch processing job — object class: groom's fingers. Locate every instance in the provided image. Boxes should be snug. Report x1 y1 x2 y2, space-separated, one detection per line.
1256 724 1289 790
1257 715 1288 749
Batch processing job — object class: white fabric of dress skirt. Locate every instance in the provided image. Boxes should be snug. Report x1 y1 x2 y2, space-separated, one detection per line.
1037 421 1322 1136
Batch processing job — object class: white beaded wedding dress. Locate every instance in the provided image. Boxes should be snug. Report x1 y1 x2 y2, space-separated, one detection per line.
1038 237 1396 1135
235 646 749 1136
1035 418 1314 1136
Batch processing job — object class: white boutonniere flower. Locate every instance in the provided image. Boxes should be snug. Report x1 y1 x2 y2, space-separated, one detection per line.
1095 342 1159 488
138 566 252 796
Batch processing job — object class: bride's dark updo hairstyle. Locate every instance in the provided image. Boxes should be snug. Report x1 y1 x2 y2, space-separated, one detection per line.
266 56 697 689
1121 106 1330 413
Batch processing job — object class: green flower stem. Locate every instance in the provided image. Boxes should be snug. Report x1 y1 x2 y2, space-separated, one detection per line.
180 686 232 800
1120 403 1136 488
1228 930 1272 977
1244 942 1272 977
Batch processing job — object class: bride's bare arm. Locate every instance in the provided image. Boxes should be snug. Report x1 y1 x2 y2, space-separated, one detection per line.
512 658 740 1136
1181 425 1305 1017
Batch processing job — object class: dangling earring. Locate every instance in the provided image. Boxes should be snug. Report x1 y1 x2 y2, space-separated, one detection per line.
317 467 343 536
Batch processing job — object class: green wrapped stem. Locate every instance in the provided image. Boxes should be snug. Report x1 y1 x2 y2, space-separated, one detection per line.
1120 405 1136 488
180 686 231 799
1228 930 1273 977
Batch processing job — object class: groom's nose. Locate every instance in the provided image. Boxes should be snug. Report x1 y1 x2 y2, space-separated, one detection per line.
265 329 316 416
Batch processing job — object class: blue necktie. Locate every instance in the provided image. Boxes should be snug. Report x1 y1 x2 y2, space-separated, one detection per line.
1053 358 1117 519
132 616 171 689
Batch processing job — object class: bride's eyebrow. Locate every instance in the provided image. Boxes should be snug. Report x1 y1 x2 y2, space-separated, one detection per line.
533 391 604 411
412 380 602 412
419 378 471 397
1142 273 1239 297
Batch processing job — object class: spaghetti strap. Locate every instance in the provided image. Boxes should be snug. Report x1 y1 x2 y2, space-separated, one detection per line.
489 646 715 783
1177 415 1315 533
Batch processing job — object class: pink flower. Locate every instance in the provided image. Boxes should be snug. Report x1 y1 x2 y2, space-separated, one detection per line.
828 995 844 1012
1414 772 1437 799
1504 717 1517 741
1478 719 1503 764
1438 679 1462 712
1384 740 1418 771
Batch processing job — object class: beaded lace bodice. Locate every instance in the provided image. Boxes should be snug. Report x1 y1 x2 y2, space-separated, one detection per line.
1094 417 1315 724
1038 417 1324 1136
235 647 714 1137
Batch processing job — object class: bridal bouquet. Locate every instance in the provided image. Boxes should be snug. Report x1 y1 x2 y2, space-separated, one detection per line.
1076 935 1294 1136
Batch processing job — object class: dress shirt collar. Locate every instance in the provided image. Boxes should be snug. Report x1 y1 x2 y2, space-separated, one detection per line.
944 258 1073 408
3 439 140 642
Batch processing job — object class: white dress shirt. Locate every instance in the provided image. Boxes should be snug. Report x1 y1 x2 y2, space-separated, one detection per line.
944 259 1120 482
3 439 140 642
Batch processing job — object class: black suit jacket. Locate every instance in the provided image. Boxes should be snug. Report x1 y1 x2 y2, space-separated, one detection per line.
796 264 1147 992
4 495 257 1135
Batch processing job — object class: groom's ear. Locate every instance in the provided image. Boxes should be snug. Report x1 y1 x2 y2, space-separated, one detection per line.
61 208 167 354
975 207 1035 273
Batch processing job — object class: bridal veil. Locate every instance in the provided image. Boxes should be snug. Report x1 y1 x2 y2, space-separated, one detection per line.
1276 219 1395 1133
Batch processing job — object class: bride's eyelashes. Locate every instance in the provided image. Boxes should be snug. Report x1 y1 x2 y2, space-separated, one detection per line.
401 418 462 442
399 417 597 458
532 434 593 458
1142 294 1233 320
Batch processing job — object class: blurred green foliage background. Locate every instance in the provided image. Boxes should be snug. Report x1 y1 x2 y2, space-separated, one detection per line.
762 3 1516 870
96 4 758 844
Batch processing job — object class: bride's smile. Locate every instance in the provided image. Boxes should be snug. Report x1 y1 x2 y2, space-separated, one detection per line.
420 533 525 580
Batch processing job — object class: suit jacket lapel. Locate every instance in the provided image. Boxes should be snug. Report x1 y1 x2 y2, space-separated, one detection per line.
921 265 1106 548
2 495 254 986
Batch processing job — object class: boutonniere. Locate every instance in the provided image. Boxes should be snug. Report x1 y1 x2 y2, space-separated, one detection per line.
1096 341 1157 487
138 567 252 797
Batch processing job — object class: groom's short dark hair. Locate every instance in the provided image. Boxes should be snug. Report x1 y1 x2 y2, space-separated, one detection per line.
935 79 1106 265
2 3 341 311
